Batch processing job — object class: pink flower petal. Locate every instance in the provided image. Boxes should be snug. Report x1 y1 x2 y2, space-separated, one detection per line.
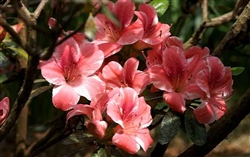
135 4 158 33
52 84 80 111
194 102 214 124
212 67 233 99
118 20 144 45
90 92 110 113
97 42 122 58
66 104 94 120
54 37 80 67
185 46 209 59
162 46 187 80
112 132 140 154
122 57 139 84
114 0 135 28
148 65 173 92
183 83 204 100
196 69 210 98
0 97 10 125
166 36 183 49
132 128 153 152
194 99 227 124
132 71 150 94
107 87 138 127
86 120 108 138
206 56 225 83
102 61 123 88
77 43 104 76
73 75 106 101
163 92 186 113
40 59 66 85
135 97 153 128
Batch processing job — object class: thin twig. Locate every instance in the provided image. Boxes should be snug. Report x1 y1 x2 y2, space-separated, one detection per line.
25 127 57 156
39 23 85 60
56 23 85 46
151 142 169 157
183 11 235 49
15 2 29 153
2 0 11 7
15 100 30 157
212 1 250 57
34 0 49 19
184 22 207 49
205 11 234 27
201 0 208 22
26 131 71 157
0 56 40 142
0 17 24 49
13 0 31 20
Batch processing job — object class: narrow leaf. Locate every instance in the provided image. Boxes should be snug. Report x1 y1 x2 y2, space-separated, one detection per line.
231 67 245 76
29 85 53 99
158 110 181 145
84 13 97 41
184 108 207 146
91 148 106 157
101 4 120 27
150 0 169 17
7 47 28 60
0 75 8 83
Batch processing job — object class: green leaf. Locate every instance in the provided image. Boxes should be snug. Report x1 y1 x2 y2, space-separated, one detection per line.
184 108 207 146
7 47 28 60
150 0 169 17
231 67 245 76
155 101 168 110
91 148 106 157
0 74 8 83
84 13 97 41
158 110 181 145
29 85 53 99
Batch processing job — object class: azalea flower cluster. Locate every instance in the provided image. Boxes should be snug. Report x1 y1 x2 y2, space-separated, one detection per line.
38 0 233 154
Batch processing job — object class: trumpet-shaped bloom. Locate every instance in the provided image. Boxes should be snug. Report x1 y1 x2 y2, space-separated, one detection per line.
0 97 10 125
40 37 105 111
133 4 170 50
94 0 143 57
101 57 150 94
148 46 205 113
194 56 233 124
107 87 152 154
67 93 110 138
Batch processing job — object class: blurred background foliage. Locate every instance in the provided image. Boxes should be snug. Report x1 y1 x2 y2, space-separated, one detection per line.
0 0 249 156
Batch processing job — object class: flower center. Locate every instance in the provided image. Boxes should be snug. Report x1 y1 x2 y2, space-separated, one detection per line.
63 63 77 82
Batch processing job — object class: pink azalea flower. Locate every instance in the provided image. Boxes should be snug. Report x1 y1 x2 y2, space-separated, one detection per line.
0 97 10 125
67 93 109 138
148 46 205 113
101 57 150 94
107 87 152 154
40 37 105 111
194 56 233 124
94 0 143 57
133 4 171 50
